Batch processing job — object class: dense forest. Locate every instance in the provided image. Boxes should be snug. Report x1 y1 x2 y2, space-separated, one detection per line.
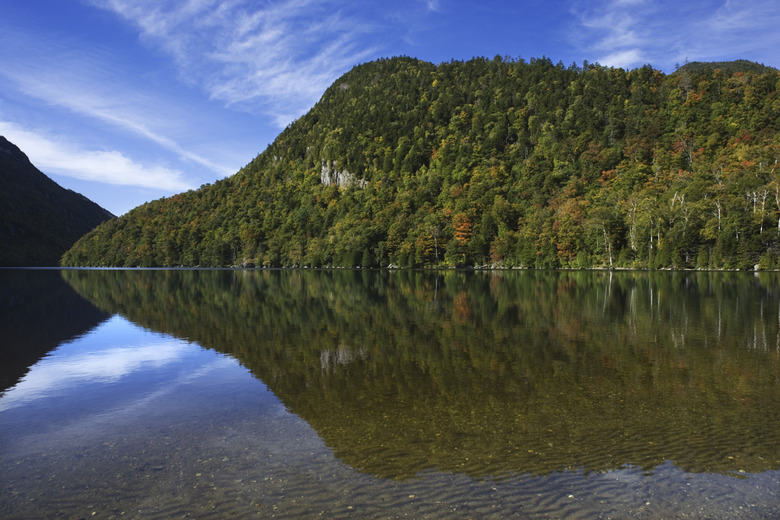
0 136 113 266
62 56 780 269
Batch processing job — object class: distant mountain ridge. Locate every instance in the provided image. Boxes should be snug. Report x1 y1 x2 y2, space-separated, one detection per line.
0 136 113 266
675 59 778 75
62 57 780 269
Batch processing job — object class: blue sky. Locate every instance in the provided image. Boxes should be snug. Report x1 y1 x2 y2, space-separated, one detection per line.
1 0 778 215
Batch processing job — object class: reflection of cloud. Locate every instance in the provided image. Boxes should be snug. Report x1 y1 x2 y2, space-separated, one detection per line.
0 337 189 412
70 352 237 424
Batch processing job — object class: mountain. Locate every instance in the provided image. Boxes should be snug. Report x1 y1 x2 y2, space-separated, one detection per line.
0 136 113 266
62 57 780 270
675 59 778 75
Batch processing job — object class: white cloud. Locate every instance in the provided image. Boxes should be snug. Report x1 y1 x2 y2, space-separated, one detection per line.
570 0 654 68
710 0 780 31
571 0 780 71
0 25 234 177
89 0 380 127
599 49 645 70
422 0 442 12
0 120 194 191
692 0 780 63
2 70 231 176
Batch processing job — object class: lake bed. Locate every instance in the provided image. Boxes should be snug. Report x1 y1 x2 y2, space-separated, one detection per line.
2 269 779 518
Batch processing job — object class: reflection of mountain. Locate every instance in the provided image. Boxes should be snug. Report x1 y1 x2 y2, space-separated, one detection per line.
0 270 111 392
63 269 780 479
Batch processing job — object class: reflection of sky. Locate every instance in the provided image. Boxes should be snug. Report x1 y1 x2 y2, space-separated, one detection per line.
0 311 297 466
0 315 240 414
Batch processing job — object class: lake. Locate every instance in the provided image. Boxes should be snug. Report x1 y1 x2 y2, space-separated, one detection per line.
1 268 779 519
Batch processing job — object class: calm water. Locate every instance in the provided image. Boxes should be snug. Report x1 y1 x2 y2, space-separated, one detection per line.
1 268 779 519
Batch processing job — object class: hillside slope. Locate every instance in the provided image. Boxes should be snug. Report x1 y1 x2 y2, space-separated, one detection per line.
0 136 113 266
63 57 779 269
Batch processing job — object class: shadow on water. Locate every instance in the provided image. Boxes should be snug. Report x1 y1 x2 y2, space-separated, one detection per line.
61 268 780 480
0 269 110 393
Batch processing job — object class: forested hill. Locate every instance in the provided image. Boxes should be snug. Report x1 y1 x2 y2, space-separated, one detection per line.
0 136 113 266
675 59 777 75
62 57 780 269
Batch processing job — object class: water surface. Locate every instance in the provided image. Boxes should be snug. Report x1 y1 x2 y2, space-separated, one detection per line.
2 269 779 518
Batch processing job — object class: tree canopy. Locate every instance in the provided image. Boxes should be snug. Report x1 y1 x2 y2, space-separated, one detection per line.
62 57 780 269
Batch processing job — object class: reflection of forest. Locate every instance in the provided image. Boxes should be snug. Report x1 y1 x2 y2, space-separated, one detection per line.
1 270 110 392
63 269 780 479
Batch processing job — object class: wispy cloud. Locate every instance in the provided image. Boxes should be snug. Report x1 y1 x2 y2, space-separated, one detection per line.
0 25 233 177
570 0 656 68
89 0 380 126
5 75 230 176
422 0 442 12
0 120 194 191
709 0 780 31
693 1 780 64
570 0 780 71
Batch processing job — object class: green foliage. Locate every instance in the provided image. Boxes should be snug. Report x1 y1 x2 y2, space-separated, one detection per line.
62 58 780 269
675 59 778 75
